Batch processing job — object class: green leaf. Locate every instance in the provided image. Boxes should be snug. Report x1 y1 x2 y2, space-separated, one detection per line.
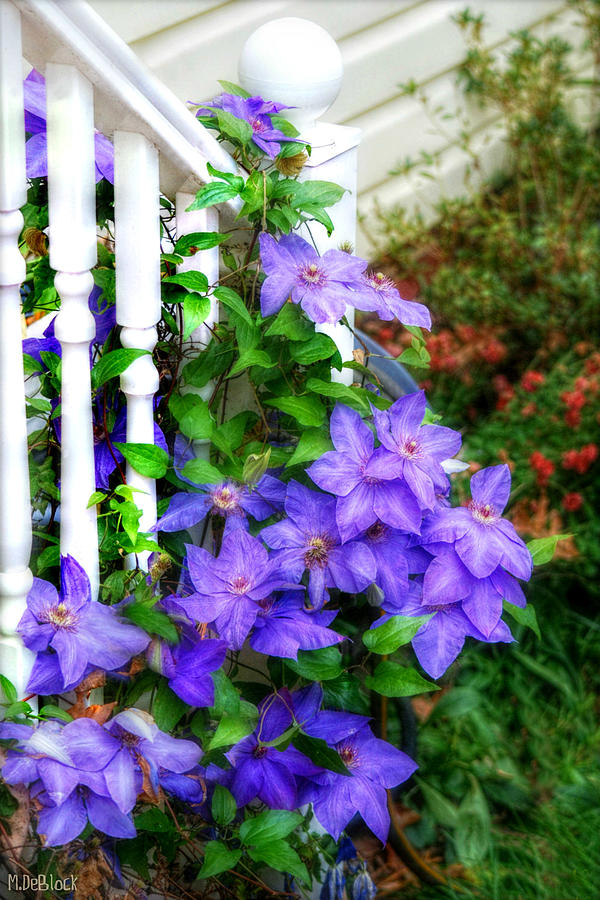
229 348 275 377
216 108 253 144
169 393 214 440
208 711 257 750
306 377 371 413
270 114 300 138
265 302 314 341
0 675 17 704
112 443 169 479
419 780 459 828
153 678 187 731
183 294 211 341
2 701 31 719
206 162 245 189
163 271 209 293
217 79 251 98
186 182 241 211
212 784 237 827
174 231 229 256
455 777 491 864
181 457 224 485
290 333 338 365
263 394 326 427
247 840 309 885
290 180 347 209
87 490 106 508
299 204 335 236
122 602 179 643
134 808 173 833
527 534 571 566
287 646 343 681
209 670 241 717
91 349 149 389
198 841 242 879
213 285 253 326
292 732 350 775
365 661 440 697
286 427 333 467
240 809 302 845
398 347 430 369
362 614 432 654
503 600 541 639
113 498 142 546
38 705 73 723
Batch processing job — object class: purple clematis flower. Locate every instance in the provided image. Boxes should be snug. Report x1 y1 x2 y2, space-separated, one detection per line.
420 465 533 580
362 521 431 607
249 591 344 658
24 69 114 182
300 715 417 843
225 688 321 810
182 530 301 649
93 402 168 491
155 447 285 537
422 544 528 638
17 555 150 694
373 391 462 511
261 480 376 609
195 92 295 157
103 709 202 814
0 717 133 846
308 404 421 542
377 578 514 679
259 233 368 324
352 270 432 329
145 607 227 707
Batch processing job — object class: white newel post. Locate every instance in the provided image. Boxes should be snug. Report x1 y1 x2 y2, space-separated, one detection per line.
47 63 99 600
240 18 361 386
0 2 34 694
114 132 161 570
175 195 219 462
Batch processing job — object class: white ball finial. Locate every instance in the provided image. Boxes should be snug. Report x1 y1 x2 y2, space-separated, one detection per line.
238 17 343 136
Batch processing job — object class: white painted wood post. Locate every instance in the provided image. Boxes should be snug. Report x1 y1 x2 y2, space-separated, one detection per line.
114 131 161 570
239 18 361 386
47 63 99 599
0 1 34 695
175 195 219 462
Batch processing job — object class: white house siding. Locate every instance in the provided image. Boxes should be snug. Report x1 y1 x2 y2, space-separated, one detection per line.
88 0 583 255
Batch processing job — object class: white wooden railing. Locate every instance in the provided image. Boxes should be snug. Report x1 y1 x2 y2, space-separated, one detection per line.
0 0 361 695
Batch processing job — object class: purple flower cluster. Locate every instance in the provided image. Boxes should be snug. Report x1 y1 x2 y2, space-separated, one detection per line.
195 92 296 158
259 232 431 327
0 710 200 846
224 685 417 843
369 464 532 678
18 555 150 694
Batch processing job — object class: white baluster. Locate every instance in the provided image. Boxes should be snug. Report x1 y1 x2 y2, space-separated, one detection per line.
0 2 34 694
114 131 161 570
240 18 361 386
47 63 99 599
175 194 219 463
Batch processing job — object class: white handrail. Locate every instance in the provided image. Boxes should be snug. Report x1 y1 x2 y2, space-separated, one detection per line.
13 0 243 202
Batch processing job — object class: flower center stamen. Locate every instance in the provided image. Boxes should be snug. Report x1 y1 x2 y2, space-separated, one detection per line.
368 271 394 292
211 486 240 512
469 501 498 525
366 521 388 542
304 535 334 569
44 602 79 629
399 438 420 459
299 262 326 287
338 743 359 769
230 575 251 595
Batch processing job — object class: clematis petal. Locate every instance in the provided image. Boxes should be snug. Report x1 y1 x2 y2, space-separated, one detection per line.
85 793 136 839
37 791 88 846
470 464 511 512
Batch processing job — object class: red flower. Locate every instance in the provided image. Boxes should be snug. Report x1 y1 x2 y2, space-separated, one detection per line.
564 408 581 428
562 492 583 512
480 339 506 364
521 371 545 392
521 402 537 417
560 390 586 410
529 451 554 486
